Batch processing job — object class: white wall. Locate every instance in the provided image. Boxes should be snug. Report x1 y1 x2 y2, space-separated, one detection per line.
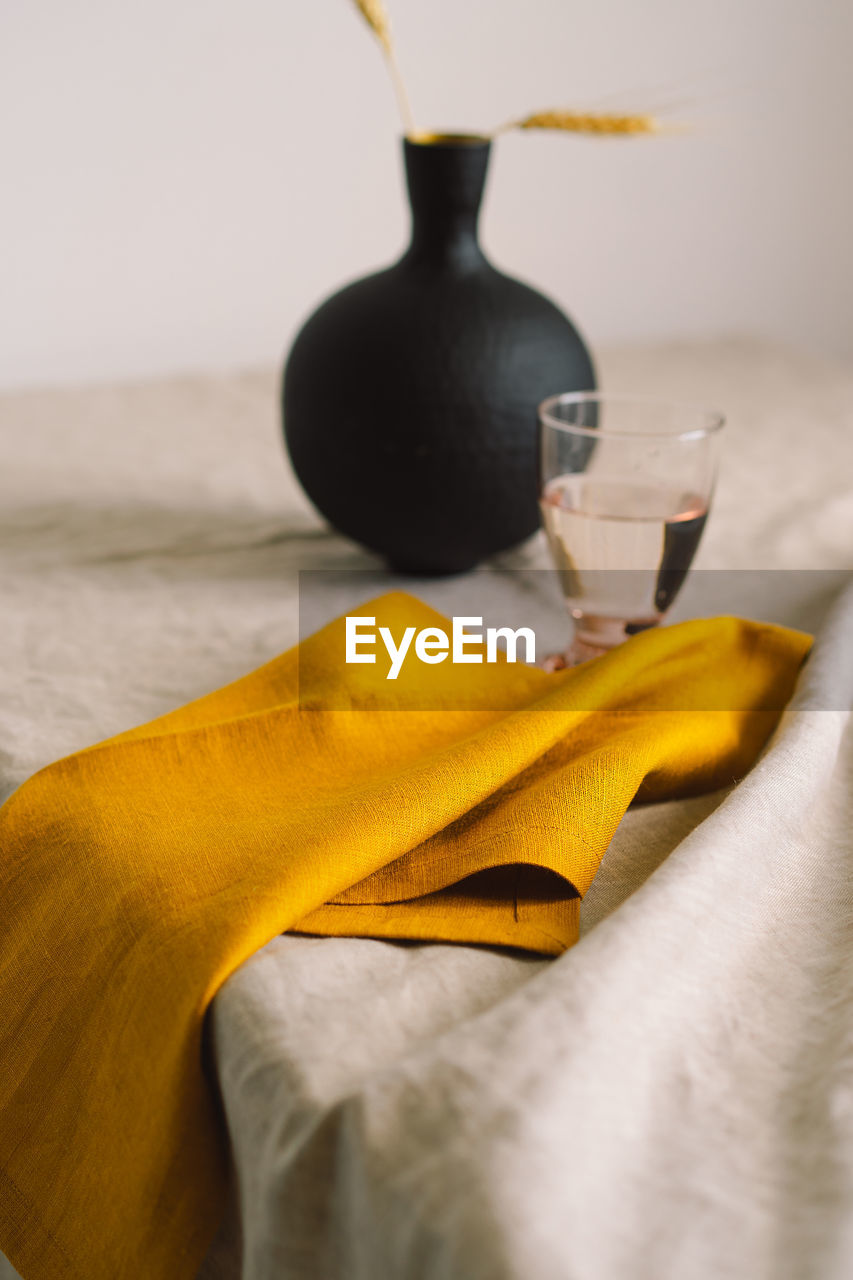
1 0 851 389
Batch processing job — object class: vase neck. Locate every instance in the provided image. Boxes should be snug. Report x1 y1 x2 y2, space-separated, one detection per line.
401 136 490 268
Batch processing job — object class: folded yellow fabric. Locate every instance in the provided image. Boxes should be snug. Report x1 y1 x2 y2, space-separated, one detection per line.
0 593 809 1280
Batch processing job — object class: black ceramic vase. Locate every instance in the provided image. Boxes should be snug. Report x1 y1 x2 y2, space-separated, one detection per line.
283 134 595 575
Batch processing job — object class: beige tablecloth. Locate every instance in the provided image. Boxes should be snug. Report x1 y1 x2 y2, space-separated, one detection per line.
0 341 851 1280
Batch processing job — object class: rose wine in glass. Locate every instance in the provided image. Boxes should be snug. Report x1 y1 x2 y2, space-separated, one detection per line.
538 395 724 665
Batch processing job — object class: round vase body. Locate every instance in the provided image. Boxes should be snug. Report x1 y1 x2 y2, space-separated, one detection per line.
283 136 595 575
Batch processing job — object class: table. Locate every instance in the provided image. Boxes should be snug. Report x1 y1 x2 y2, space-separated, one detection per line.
1 340 851 1280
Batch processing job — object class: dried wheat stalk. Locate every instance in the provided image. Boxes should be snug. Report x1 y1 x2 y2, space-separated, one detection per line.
350 0 415 135
348 3 669 144
353 0 392 52
499 109 662 136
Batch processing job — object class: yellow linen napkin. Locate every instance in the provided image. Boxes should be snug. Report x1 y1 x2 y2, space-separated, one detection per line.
0 593 810 1280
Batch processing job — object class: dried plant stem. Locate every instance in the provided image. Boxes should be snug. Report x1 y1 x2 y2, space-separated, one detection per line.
494 110 663 137
386 47 416 136
351 0 416 135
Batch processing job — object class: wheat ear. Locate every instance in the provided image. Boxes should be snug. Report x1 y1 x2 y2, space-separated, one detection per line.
351 0 416 136
496 110 663 137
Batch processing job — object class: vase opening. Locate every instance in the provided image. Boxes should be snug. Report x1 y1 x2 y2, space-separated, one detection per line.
406 131 491 148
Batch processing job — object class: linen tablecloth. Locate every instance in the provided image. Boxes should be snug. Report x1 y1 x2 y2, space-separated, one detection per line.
1 341 851 1280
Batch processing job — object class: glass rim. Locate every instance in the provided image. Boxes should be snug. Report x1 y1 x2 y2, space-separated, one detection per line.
538 391 726 442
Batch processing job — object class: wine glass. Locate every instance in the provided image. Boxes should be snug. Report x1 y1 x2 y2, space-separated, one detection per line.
538 392 725 666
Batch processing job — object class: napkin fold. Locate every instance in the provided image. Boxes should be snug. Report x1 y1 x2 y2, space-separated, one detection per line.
0 593 810 1280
